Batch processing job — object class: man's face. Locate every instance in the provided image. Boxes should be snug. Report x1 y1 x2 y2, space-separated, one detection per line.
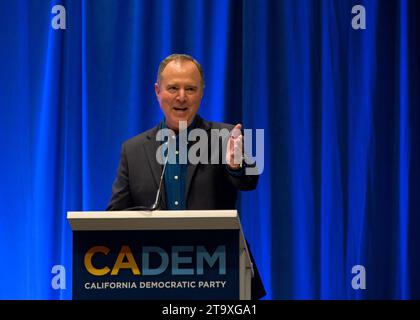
155 60 203 131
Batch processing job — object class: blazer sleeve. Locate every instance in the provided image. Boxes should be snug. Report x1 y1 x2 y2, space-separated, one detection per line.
225 160 259 191
106 143 133 210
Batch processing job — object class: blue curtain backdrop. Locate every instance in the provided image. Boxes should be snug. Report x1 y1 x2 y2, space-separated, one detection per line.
0 0 419 299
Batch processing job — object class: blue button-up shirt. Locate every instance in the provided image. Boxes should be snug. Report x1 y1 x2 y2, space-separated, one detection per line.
161 118 197 210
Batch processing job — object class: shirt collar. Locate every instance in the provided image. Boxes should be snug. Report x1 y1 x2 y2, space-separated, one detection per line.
161 115 199 134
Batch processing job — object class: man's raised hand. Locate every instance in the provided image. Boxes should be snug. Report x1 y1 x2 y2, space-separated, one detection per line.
226 123 243 170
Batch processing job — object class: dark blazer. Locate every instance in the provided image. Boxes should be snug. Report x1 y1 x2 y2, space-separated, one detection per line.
106 115 266 299
107 116 258 211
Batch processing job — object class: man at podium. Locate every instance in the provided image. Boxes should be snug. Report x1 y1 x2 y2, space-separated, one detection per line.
106 54 265 299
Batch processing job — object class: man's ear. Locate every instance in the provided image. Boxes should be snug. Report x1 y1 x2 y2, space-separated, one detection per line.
154 82 160 97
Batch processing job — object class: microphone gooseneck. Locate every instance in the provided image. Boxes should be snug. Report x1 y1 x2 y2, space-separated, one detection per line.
150 147 169 210
123 140 170 211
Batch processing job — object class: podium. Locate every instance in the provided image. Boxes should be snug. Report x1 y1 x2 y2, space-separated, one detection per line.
67 210 254 300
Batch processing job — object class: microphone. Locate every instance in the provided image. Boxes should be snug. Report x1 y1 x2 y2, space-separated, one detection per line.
123 141 170 211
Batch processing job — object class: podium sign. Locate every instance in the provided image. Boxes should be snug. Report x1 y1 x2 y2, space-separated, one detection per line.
68 211 253 300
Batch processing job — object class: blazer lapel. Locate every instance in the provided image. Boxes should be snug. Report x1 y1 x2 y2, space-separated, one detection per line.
185 117 211 201
185 164 198 201
143 125 167 209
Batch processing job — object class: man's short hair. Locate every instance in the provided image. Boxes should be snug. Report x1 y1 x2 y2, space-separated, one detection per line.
157 53 205 88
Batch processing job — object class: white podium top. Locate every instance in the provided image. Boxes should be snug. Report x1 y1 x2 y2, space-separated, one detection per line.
67 210 240 231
